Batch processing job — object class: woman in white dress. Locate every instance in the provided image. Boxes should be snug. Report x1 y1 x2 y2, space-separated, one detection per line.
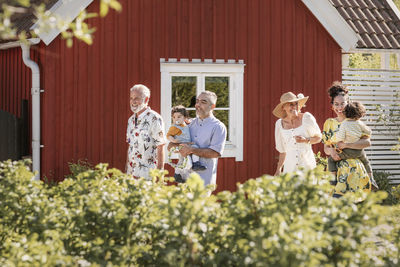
273 92 322 175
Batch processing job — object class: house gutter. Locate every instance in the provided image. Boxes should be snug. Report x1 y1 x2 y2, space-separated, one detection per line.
20 38 42 180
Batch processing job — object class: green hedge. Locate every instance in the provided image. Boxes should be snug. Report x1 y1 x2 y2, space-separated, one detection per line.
0 160 399 266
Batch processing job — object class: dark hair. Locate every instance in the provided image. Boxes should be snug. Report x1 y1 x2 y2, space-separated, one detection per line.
171 105 188 117
328 81 349 104
344 101 366 120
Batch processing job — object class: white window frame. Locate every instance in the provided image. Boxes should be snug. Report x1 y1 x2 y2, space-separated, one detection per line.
160 59 244 161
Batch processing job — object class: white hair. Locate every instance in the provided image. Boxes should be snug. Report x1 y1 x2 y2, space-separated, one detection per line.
200 91 217 105
130 84 151 99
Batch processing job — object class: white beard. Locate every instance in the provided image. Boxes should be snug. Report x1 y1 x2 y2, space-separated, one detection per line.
131 102 147 114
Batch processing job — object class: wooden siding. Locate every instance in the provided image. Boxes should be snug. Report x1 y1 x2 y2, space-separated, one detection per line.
0 47 37 155
0 47 36 117
2 0 342 189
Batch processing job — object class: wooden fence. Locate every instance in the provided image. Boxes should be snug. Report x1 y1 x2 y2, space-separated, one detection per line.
342 68 400 184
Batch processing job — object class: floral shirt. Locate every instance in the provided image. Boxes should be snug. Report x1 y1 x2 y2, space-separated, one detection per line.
322 118 341 147
126 107 166 179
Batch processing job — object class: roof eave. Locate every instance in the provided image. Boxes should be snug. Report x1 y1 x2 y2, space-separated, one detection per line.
31 0 94 46
345 47 400 54
384 0 400 21
302 0 359 52
0 38 40 50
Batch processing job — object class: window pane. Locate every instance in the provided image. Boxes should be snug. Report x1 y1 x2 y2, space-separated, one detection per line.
205 77 229 107
172 76 197 108
206 77 229 140
187 110 196 120
213 110 229 140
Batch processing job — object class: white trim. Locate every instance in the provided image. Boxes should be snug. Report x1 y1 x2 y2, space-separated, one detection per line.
0 38 40 50
160 59 245 161
302 0 359 52
32 0 94 45
342 68 400 183
160 62 245 73
385 0 400 21
21 43 41 180
346 48 400 54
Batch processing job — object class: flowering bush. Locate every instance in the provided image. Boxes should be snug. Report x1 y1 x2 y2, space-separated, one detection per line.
0 160 398 266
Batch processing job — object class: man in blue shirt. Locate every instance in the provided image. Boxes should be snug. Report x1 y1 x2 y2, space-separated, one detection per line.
178 91 227 186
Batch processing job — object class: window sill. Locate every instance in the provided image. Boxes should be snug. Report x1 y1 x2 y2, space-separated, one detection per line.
167 143 242 161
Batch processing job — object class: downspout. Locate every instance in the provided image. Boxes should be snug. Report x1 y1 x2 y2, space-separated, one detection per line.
20 39 41 180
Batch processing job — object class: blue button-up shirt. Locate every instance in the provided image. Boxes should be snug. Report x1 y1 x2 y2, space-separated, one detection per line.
189 114 227 185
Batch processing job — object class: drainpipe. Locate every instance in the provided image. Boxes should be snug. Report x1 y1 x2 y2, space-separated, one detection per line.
20 39 41 180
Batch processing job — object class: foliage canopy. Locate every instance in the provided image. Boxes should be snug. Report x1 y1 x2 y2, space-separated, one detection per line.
1 160 400 266
0 0 121 46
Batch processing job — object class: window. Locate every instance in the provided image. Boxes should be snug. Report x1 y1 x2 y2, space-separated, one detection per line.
160 59 244 161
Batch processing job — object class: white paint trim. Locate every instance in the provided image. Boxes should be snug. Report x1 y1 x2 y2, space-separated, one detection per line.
31 0 94 45
160 58 243 64
160 60 245 161
21 43 41 180
160 63 245 74
302 0 359 52
343 68 400 183
385 0 400 21
346 48 400 54
0 38 40 50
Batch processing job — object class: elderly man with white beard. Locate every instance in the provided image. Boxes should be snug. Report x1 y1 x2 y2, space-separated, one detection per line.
126 84 166 179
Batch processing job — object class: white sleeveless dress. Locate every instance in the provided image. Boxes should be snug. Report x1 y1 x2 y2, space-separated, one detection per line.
275 112 322 173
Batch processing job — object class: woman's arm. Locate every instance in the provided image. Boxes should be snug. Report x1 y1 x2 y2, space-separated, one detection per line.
295 135 321 144
274 152 286 176
324 144 332 155
324 144 341 161
337 137 371 150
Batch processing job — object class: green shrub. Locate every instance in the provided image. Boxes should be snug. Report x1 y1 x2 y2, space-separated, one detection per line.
65 159 94 179
373 171 398 205
0 160 398 266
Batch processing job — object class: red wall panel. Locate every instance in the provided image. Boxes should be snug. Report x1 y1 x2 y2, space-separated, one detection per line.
0 47 37 117
2 0 342 189
0 46 40 156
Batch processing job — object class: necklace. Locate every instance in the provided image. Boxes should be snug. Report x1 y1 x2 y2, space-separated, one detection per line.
282 115 301 129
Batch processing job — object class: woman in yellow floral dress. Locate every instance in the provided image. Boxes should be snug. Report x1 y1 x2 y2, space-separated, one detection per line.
322 82 371 197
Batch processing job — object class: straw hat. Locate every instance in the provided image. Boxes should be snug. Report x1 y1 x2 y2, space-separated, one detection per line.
272 92 309 118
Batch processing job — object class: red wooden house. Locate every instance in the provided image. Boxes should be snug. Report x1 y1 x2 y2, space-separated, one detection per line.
1 0 400 192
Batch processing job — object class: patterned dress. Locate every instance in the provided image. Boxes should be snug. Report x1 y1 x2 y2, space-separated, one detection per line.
126 107 166 179
322 118 371 196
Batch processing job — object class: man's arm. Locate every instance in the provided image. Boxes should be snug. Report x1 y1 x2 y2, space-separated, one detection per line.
179 143 220 158
167 142 180 151
156 144 165 169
